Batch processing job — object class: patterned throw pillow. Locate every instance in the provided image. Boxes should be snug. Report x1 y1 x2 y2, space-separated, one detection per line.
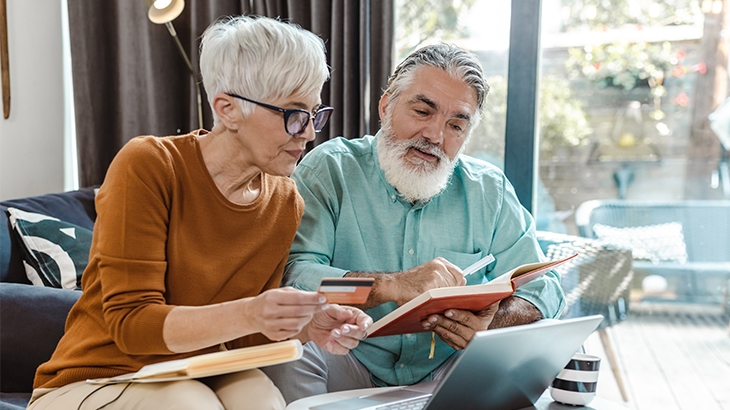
592 222 688 264
7 207 93 290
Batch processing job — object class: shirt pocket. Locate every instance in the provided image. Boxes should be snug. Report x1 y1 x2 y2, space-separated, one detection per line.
433 248 486 284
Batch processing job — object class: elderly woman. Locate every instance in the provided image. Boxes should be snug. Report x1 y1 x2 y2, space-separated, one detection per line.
26 15 371 410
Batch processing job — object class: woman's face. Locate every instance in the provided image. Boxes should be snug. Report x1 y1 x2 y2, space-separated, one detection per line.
236 92 321 177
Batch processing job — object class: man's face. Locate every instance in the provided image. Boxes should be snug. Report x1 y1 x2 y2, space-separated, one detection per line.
376 66 478 202
379 65 477 164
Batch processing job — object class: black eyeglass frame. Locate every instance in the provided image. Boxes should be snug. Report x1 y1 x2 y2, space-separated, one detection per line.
226 93 333 136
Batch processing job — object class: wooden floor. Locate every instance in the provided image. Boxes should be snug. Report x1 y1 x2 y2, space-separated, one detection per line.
584 301 730 410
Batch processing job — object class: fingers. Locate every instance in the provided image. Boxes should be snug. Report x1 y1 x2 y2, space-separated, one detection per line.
421 308 487 350
395 258 465 304
430 257 464 287
432 325 470 350
251 288 329 340
421 312 470 350
268 287 329 307
319 305 372 336
306 305 372 355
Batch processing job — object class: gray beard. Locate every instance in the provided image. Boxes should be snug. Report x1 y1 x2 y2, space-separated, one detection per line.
376 117 457 203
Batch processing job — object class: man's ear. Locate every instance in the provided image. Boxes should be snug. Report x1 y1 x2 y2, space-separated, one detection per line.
212 93 240 131
378 93 391 122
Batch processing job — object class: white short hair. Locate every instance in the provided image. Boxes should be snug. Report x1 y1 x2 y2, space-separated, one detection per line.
200 15 330 123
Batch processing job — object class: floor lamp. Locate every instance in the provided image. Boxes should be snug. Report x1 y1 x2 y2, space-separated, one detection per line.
146 0 204 129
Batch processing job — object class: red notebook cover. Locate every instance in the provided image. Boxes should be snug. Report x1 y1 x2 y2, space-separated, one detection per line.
367 254 576 337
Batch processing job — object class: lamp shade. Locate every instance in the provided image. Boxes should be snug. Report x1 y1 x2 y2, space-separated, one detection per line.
147 0 184 24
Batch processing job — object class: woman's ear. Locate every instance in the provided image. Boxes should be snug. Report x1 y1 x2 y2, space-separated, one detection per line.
212 93 240 131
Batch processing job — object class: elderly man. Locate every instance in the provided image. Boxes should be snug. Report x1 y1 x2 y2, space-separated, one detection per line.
263 43 565 403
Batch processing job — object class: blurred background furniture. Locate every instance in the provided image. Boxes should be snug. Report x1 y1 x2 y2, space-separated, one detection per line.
575 200 730 309
0 189 94 410
537 231 634 402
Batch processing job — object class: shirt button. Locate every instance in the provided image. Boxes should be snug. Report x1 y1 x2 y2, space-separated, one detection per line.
400 363 405 368
408 249 414 255
406 334 411 338
391 194 396 200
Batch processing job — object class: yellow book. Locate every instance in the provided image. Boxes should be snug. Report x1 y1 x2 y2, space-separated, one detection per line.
87 339 302 384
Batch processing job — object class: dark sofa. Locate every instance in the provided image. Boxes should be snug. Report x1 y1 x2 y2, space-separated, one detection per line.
0 188 96 409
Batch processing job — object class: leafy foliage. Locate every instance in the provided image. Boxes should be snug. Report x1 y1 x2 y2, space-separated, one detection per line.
559 0 703 32
467 75 592 159
566 41 679 90
395 0 476 61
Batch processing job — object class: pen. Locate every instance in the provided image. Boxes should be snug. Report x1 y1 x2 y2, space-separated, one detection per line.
462 254 495 276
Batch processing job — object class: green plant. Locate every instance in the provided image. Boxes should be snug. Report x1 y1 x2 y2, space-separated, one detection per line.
566 40 688 121
566 41 678 90
467 75 592 159
394 0 476 61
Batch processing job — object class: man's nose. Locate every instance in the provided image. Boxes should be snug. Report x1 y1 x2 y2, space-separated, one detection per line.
421 120 445 145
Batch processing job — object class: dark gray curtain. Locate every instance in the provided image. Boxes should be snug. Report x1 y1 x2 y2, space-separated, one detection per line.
68 0 393 187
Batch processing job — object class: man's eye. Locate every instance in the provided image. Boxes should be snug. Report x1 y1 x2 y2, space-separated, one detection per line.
414 109 428 116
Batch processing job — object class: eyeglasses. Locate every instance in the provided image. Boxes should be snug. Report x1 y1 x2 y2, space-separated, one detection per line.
226 93 334 136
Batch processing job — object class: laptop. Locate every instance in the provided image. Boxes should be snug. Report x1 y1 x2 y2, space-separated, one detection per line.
310 315 604 410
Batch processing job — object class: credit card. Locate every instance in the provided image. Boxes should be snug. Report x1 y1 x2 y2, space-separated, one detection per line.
318 277 375 304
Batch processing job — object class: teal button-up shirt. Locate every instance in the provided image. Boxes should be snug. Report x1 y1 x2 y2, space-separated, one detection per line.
285 134 565 387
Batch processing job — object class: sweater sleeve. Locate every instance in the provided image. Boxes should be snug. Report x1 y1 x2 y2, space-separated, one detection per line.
94 137 176 355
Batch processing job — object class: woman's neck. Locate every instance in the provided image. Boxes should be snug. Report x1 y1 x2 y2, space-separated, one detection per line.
198 126 262 205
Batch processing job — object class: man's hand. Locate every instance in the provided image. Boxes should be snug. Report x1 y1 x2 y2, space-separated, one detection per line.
422 302 500 350
421 296 543 350
299 305 372 355
348 258 465 309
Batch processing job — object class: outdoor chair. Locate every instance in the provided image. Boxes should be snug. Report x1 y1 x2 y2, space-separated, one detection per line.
537 231 633 402
575 200 730 309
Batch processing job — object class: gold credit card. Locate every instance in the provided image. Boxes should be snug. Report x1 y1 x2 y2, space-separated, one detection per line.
318 277 375 304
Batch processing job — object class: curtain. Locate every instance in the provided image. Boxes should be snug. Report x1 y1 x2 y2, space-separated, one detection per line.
68 0 393 187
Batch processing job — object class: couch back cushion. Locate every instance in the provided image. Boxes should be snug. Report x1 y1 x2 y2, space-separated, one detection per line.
575 200 730 263
0 283 82 393
0 188 97 283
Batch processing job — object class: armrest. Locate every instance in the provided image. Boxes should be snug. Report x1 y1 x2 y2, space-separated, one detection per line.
536 231 633 328
0 283 81 393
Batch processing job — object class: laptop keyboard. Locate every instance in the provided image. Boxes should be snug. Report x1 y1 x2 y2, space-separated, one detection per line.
375 396 430 410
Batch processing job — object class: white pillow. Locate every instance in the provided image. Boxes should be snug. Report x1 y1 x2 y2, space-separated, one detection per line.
592 222 688 264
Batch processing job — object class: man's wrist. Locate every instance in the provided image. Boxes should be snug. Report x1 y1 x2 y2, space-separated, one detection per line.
488 296 543 329
344 271 399 308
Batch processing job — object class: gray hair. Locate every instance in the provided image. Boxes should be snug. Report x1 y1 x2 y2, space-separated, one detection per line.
385 44 488 124
199 15 330 123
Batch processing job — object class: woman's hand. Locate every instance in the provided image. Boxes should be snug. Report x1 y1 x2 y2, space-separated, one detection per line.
300 305 372 355
244 287 328 341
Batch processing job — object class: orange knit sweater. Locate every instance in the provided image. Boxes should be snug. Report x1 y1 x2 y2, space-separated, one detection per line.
34 132 303 388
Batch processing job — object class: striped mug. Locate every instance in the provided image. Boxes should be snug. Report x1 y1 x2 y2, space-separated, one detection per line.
549 353 601 406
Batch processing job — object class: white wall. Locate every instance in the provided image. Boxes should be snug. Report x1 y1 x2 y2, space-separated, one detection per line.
0 0 65 201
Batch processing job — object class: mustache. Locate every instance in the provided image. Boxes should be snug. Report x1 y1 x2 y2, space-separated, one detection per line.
401 138 447 161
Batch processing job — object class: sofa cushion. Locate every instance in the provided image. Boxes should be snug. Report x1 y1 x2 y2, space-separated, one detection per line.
592 222 689 264
0 393 30 410
0 188 96 284
7 208 92 290
0 283 81 393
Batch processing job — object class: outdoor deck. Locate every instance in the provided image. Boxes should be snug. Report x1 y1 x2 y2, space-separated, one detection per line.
585 302 730 410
